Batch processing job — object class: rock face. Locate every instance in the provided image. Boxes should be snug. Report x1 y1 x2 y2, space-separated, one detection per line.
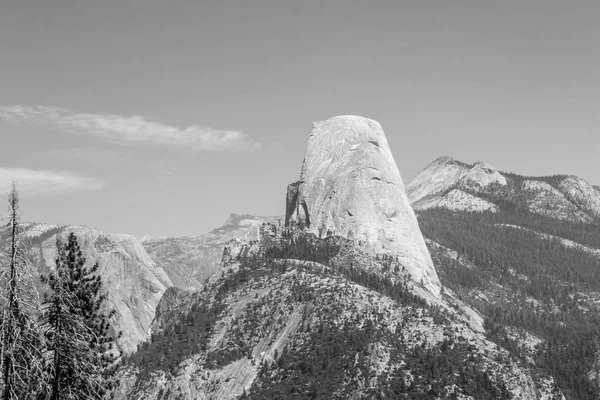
5 223 173 354
521 180 592 223
417 189 499 212
285 115 441 296
556 176 600 218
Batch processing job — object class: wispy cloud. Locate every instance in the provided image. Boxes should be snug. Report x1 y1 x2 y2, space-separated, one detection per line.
28 147 132 165
0 168 106 196
0 105 262 152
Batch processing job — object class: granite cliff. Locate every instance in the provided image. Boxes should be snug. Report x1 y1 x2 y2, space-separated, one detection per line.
285 115 441 296
1 223 173 354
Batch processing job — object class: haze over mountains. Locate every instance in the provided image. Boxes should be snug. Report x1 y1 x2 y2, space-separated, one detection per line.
141 214 281 290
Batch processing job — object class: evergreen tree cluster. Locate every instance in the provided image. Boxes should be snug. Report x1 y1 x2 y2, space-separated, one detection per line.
0 186 119 399
246 310 511 399
124 299 223 376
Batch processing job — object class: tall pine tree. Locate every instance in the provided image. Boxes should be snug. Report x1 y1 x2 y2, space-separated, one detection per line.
41 232 120 399
0 184 44 399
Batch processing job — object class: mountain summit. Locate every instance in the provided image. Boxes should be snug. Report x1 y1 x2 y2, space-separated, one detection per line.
285 115 441 296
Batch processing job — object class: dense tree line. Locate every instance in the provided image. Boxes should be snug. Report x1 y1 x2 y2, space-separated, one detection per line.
0 185 119 399
125 299 223 375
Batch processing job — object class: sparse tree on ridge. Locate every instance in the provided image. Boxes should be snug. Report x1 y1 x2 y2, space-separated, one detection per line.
0 184 45 399
41 232 120 400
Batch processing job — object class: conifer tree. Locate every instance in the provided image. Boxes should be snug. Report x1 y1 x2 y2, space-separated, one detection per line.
0 184 44 399
41 232 120 400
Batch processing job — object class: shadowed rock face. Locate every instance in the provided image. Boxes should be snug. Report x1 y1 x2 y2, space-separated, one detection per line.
285 115 441 296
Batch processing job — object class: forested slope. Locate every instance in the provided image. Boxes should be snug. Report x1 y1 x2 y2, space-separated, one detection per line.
419 207 600 399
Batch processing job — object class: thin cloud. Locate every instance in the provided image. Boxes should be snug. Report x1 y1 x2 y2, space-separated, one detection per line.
28 147 131 165
0 105 262 152
0 168 106 196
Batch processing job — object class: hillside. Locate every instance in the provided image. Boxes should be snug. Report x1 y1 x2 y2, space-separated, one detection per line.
405 156 600 399
118 224 561 399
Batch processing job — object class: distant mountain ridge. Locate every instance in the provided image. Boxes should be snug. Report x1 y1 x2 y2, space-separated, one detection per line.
406 156 600 223
141 213 282 290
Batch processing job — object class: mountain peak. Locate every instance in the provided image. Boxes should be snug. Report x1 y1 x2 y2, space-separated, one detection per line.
286 115 441 296
407 156 600 222
432 155 455 164
405 156 473 205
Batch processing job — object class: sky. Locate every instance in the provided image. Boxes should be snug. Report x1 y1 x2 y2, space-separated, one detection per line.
0 0 598 238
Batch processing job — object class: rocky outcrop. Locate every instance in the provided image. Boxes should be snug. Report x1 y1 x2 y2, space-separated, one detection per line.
521 180 592 223
556 176 600 218
12 223 172 354
142 214 281 290
285 115 441 296
416 189 498 213
462 161 507 188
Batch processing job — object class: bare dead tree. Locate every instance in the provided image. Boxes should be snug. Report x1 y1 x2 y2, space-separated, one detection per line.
0 184 45 399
